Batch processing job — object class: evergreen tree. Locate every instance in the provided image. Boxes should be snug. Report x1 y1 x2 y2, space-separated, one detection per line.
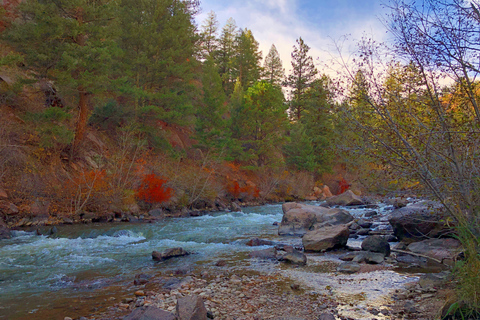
118 0 199 146
263 44 285 87
216 18 238 96
284 77 334 173
285 37 318 120
233 28 263 90
199 11 219 59
195 56 229 153
231 81 288 168
3 0 120 153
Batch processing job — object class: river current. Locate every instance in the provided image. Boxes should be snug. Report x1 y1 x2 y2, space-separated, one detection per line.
0 202 414 319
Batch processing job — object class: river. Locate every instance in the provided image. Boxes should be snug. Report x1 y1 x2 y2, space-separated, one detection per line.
0 202 422 319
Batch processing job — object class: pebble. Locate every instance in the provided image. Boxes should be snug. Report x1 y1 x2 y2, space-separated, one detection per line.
134 290 145 296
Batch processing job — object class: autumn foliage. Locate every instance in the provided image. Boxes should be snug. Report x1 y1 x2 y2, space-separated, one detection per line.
136 174 173 204
227 180 260 199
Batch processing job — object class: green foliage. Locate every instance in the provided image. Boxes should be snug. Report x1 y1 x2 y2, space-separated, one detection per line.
25 107 74 149
195 56 229 153
118 0 199 126
285 37 318 120
284 77 334 174
89 100 132 130
263 44 285 87
230 81 288 168
233 28 263 90
215 18 238 96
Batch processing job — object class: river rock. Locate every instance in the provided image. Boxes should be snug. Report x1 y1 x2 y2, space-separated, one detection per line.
337 261 361 274
246 237 274 246
176 294 208 320
249 247 277 260
152 247 189 261
326 190 364 206
318 314 335 320
357 219 372 228
353 251 385 264
0 219 11 239
0 188 8 199
388 201 452 240
279 249 307 265
278 203 353 236
364 210 378 217
407 238 462 263
302 224 349 252
134 274 152 285
124 306 176 320
361 236 390 257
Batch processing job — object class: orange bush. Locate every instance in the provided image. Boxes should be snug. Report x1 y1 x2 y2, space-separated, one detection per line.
227 180 260 199
136 173 173 204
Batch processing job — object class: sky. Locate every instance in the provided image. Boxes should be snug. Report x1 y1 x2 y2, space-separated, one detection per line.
195 0 390 77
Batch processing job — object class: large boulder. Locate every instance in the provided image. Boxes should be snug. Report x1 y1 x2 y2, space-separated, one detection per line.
176 294 208 320
124 306 176 320
407 238 462 263
278 203 353 236
302 224 350 252
326 190 364 207
361 236 391 257
388 201 452 241
278 249 307 265
152 247 189 261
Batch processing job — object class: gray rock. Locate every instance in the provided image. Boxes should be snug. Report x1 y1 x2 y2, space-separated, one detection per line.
303 225 349 252
326 190 364 206
249 247 277 260
279 249 307 265
339 252 358 261
357 219 372 228
364 210 378 217
356 228 371 236
124 306 176 320
176 294 208 320
152 247 189 261
353 251 385 264
318 314 336 320
407 238 462 262
0 219 11 239
278 202 353 236
337 261 361 274
148 209 163 217
388 201 452 240
361 236 390 257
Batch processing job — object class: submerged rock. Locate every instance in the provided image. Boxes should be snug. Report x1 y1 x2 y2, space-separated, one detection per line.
302 224 349 252
326 190 364 207
337 261 361 274
152 247 189 261
278 202 353 236
246 237 274 246
249 247 277 260
353 251 385 264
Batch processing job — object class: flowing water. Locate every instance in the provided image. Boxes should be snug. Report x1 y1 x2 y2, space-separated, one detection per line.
0 202 424 320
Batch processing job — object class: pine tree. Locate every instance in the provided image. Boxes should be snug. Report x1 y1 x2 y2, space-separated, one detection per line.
3 0 120 154
216 18 238 96
233 28 263 90
263 44 285 87
118 0 199 135
231 81 288 168
285 37 318 120
195 56 229 153
199 11 219 59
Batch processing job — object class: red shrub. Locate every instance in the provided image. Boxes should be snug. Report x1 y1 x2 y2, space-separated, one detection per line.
136 174 173 204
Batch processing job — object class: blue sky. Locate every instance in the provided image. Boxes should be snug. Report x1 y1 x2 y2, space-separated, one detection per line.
196 0 389 75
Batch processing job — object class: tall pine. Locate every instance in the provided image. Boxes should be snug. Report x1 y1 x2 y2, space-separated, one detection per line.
263 44 285 87
233 28 263 90
199 11 219 59
216 18 238 96
285 37 318 120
